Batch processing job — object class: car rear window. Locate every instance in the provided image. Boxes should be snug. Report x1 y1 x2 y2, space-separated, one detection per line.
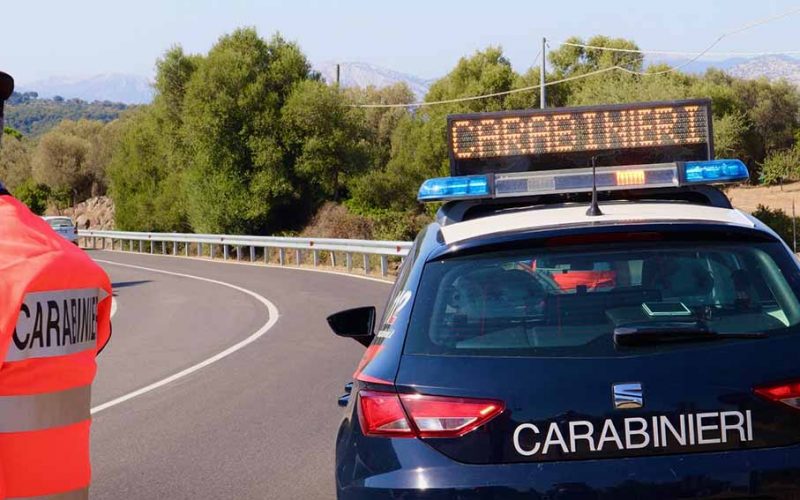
404 238 800 357
46 217 73 228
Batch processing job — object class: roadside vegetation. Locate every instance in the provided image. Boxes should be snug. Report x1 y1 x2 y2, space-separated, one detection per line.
2 30 799 239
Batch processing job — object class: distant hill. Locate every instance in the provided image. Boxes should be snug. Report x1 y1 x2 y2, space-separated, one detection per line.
16 73 153 105
650 54 800 85
726 55 800 86
314 62 432 99
5 92 129 136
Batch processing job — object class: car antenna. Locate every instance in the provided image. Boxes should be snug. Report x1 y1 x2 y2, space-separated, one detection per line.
586 155 603 216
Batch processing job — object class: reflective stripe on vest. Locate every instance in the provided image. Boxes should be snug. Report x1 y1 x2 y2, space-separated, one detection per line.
11 487 89 500
0 385 90 433
7 289 103 362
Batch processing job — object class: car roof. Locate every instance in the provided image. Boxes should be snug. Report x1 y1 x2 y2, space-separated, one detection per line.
438 202 756 245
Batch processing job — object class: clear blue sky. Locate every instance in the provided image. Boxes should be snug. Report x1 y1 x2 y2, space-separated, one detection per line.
2 0 799 83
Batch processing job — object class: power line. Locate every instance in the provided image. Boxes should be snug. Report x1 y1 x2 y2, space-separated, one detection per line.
351 66 620 109
561 5 800 61
350 6 800 109
559 42 800 58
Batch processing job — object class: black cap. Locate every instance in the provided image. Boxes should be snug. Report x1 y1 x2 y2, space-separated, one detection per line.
0 72 13 102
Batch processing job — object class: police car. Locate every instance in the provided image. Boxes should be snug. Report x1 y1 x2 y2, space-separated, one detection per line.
329 99 800 498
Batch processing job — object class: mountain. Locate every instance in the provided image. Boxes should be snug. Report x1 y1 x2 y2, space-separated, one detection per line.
17 73 153 104
649 54 800 85
314 62 432 99
726 55 800 86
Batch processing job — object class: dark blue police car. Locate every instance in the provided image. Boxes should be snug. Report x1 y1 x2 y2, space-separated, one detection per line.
329 99 800 498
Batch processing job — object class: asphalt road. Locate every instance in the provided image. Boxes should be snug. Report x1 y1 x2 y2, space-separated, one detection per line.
87 250 391 499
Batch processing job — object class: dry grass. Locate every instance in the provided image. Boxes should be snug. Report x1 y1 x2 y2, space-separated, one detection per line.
727 182 800 214
300 202 374 240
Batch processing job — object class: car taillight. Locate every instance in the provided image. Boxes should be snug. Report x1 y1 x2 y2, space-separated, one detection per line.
755 380 800 410
357 391 413 437
357 390 504 439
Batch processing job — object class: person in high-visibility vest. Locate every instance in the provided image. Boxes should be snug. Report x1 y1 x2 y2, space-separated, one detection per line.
0 71 112 500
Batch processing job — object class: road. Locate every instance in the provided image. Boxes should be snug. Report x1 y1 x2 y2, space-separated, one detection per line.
87 250 391 499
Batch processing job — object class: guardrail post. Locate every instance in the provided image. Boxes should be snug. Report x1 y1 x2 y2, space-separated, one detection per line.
236 246 242 261
173 241 177 256
249 246 255 262
363 254 369 275
197 243 202 257
223 245 229 261
185 243 189 257
150 240 154 254
380 256 388 277
264 247 269 264
138 240 143 253
130 240 134 252
312 250 319 267
278 248 285 265
331 252 337 267
295 249 301 266
210 244 215 259
346 253 353 273
160 241 165 254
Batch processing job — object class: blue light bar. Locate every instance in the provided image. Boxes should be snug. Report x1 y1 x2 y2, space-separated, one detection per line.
417 159 750 203
417 175 490 201
683 159 749 184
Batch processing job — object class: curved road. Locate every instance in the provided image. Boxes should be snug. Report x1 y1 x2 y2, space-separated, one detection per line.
88 250 391 499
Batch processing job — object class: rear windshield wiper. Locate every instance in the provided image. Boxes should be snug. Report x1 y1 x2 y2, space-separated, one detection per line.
613 321 767 347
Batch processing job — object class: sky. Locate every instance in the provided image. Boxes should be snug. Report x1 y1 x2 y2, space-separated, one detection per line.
2 0 800 84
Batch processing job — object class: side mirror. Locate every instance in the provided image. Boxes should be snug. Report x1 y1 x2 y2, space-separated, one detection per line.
327 306 375 347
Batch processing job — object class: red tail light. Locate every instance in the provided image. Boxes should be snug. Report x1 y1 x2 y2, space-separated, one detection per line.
755 381 800 410
357 390 505 439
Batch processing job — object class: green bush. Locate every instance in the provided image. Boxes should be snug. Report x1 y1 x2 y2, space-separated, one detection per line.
752 204 798 247
13 180 51 215
760 148 800 186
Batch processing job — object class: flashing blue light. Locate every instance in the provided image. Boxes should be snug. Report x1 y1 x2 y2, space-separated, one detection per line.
683 159 749 184
417 175 491 201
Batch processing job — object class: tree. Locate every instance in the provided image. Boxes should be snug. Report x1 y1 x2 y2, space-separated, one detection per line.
31 130 91 204
181 29 313 234
733 78 800 167
349 47 522 231
345 83 416 169
108 108 188 231
30 119 117 203
713 111 749 160
282 80 370 205
0 130 32 190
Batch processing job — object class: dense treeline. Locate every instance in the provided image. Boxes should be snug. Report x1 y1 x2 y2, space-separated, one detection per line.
5 92 128 136
2 31 799 238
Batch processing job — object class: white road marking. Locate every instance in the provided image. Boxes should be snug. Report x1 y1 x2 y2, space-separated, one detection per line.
90 259 280 415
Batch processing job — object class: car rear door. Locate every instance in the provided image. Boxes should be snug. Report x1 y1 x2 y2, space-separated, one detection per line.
395 228 800 464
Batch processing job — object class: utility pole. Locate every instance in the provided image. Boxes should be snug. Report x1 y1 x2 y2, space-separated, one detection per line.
335 64 341 86
793 198 797 253
540 37 546 109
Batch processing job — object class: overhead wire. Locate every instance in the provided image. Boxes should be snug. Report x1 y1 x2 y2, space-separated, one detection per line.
350 5 800 109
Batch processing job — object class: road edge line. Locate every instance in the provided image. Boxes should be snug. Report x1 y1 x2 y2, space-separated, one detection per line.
90 259 280 415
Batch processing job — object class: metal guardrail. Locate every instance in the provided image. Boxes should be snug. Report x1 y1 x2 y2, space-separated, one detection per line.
78 230 412 278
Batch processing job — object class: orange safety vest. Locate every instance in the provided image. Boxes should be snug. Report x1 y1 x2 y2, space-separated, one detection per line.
0 195 111 499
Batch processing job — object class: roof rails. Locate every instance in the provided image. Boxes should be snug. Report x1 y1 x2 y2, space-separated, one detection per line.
436 185 733 226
